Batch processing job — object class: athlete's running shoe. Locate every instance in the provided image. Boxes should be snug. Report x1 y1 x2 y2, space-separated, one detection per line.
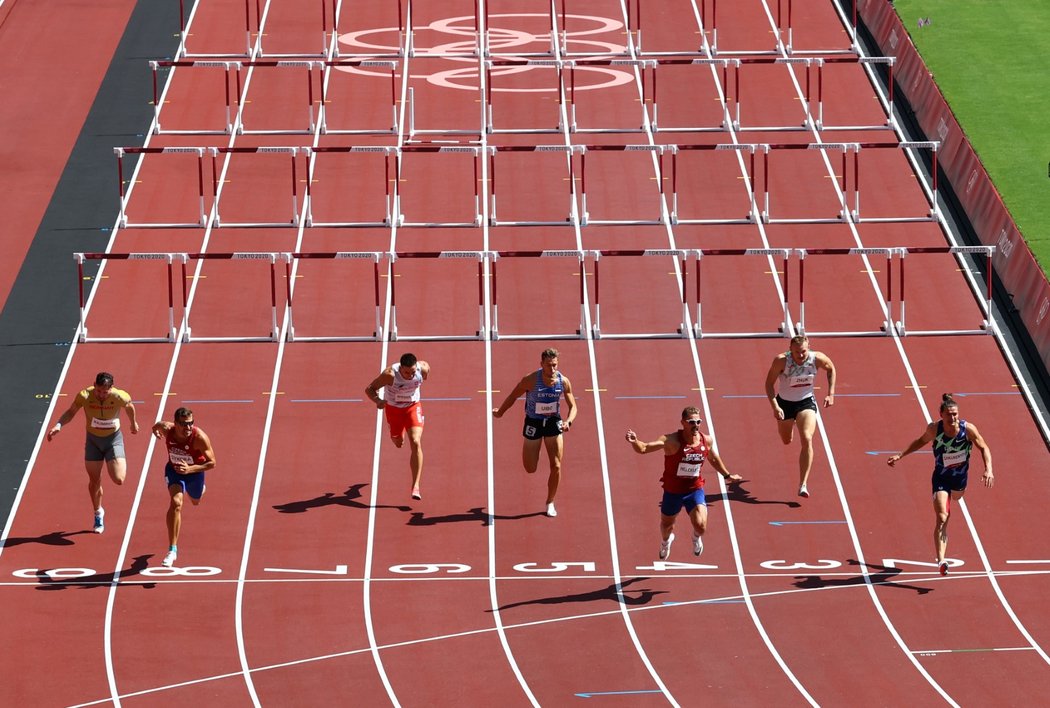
545 502 557 518
92 507 105 534
798 484 810 498
693 532 704 557
162 551 177 568
411 487 422 501
659 533 675 560
939 561 949 576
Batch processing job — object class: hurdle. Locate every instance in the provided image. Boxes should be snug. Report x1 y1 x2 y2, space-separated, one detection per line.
333 0 409 59
303 146 396 228
406 85 485 137
817 56 896 131
182 252 285 342
693 249 792 339
74 252 185 343
114 147 209 229
759 142 856 224
234 61 322 135
851 141 941 223
396 145 484 228
488 145 582 226
387 251 488 341
177 0 253 58
491 250 589 340
893 246 998 336
793 248 895 337
669 143 759 225
484 59 567 135
150 61 239 135
284 252 384 342
319 60 399 135
211 147 301 228
590 250 690 339
254 0 334 59
649 58 739 133
579 144 669 226
555 0 632 58
482 0 559 58
702 0 856 57
405 0 482 58
177 0 335 59
625 0 708 56
567 59 655 134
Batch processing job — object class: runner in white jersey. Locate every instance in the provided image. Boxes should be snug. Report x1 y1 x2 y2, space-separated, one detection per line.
765 335 836 498
366 353 431 500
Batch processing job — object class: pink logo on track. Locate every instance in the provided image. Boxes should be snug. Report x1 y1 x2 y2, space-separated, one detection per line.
336 13 635 92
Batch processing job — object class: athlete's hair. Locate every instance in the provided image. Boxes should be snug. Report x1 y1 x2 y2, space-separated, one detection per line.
789 335 809 348
174 407 193 421
541 348 559 361
95 372 114 387
940 393 958 412
399 352 418 368
681 406 702 421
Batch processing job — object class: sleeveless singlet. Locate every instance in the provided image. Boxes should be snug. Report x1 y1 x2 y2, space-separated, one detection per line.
76 386 132 437
933 420 971 475
525 370 563 419
384 364 423 409
662 431 708 494
778 351 817 403
165 427 207 468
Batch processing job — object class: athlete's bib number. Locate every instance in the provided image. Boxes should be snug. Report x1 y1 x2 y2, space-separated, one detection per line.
677 462 700 478
169 450 194 466
535 402 557 416
91 417 119 430
942 450 968 468
788 375 813 388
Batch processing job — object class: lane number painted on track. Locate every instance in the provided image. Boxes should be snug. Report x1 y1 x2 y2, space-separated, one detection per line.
388 563 471 574
636 561 719 572
12 566 222 579
513 562 596 573
760 560 842 570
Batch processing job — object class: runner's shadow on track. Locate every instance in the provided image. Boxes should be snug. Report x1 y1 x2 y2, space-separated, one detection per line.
407 507 546 526
0 529 92 548
34 554 154 591
489 577 667 612
272 484 411 514
706 480 802 508
793 559 932 595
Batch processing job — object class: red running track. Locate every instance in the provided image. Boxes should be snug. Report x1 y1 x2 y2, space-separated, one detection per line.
3 1 1050 705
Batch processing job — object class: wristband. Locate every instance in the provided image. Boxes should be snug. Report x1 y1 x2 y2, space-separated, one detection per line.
54 422 62 430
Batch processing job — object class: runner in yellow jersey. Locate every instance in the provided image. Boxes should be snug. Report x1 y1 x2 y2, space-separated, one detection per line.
47 372 140 533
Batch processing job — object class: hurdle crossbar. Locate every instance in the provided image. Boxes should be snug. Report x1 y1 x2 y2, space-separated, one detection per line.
483 0 557 58
177 0 253 58
488 145 582 226
649 58 738 133
568 59 655 133
255 0 332 58
579 144 668 226
396 146 483 228
320 60 400 135
894 246 997 336
694 248 792 338
591 249 690 339
794 247 895 337
388 250 488 341
702 0 856 57
182 252 284 342
760 142 856 224
406 0 481 58
74 252 184 343
491 250 588 340
851 141 940 223
211 146 301 228
151 61 238 135
485 59 567 135
816 56 896 131
303 146 396 227
114 147 209 229
285 252 384 342
333 0 408 58
407 85 484 137
670 143 758 225
234 61 322 135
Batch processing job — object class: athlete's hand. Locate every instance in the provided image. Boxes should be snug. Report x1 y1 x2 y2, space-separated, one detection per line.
887 455 901 467
723 473 743 483
772 405 785 421
492 408 503 419
46 426 60 442
823 393 835 408
982 470 995 488
130 421 140 434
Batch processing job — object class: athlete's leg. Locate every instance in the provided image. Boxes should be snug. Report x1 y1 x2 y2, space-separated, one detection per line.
407 425 424 491
85 460 104 511
794 409 818 487
688 503 709 538
105 457 127 485
522 437 542 473
167 485 185 547
932 490 953 563
542 434 563 504
660 513 676 542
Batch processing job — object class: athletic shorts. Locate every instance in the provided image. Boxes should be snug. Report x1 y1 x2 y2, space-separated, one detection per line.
165 463 206 500
522 415 563 440
85 430 125 462
660 488 707 516
776 395 817 420
385 401 424 439
932 468 967 495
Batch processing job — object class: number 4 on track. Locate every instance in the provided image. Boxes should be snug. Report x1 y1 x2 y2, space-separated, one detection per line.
636 561 718 572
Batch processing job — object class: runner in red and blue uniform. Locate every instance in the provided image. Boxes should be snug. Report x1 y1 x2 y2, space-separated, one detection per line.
888 393 993 576
626 407 741 560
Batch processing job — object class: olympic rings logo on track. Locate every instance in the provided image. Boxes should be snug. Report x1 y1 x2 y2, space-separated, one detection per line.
336 13 635 92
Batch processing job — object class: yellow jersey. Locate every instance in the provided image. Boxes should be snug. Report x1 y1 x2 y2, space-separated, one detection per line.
73 386 132 437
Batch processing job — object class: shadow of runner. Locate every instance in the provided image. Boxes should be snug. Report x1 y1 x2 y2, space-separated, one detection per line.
34 554 154 591
0 529 93 548
793 559 933 595
489 577 668 612
272 483 411 513
706 480 802 508
407 507 547 527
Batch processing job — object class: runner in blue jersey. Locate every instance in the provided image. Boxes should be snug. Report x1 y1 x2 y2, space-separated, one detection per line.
888 393 993 576
493 348 577 517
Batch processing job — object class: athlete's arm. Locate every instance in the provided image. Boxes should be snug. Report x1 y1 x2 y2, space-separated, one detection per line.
152 421 173 438
705 434 742 482
419 361 430 380
492 373 532 418
560 375 577 430
46 395 84 442
191 429 217 474
124 399 140 434
625 431 675 455
365 368 394 408
816 352 836 408
886 422 937 467
967 422 993 486
765 355 786 419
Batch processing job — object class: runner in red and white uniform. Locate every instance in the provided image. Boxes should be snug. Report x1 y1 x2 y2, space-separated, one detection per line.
152 407 216 568
765 335 836 499
366 353 430 500
625 407 740 560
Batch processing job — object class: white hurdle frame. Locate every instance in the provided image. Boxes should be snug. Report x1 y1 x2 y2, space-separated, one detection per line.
182 252 285 342
303 146 396 228
491 250 589 340
388 251 488 341
894 246 998 336
235 61 323 135
670 143 759 225
579 144 668 226
488 145 582 227
150 60 238 135
591 249 690 340
284 252 385 342
396 145 484 228
74 252 184 343
114 147 209 229
210 146 301 228
485 59 567 135
319 60 400 135
693 248 792 339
